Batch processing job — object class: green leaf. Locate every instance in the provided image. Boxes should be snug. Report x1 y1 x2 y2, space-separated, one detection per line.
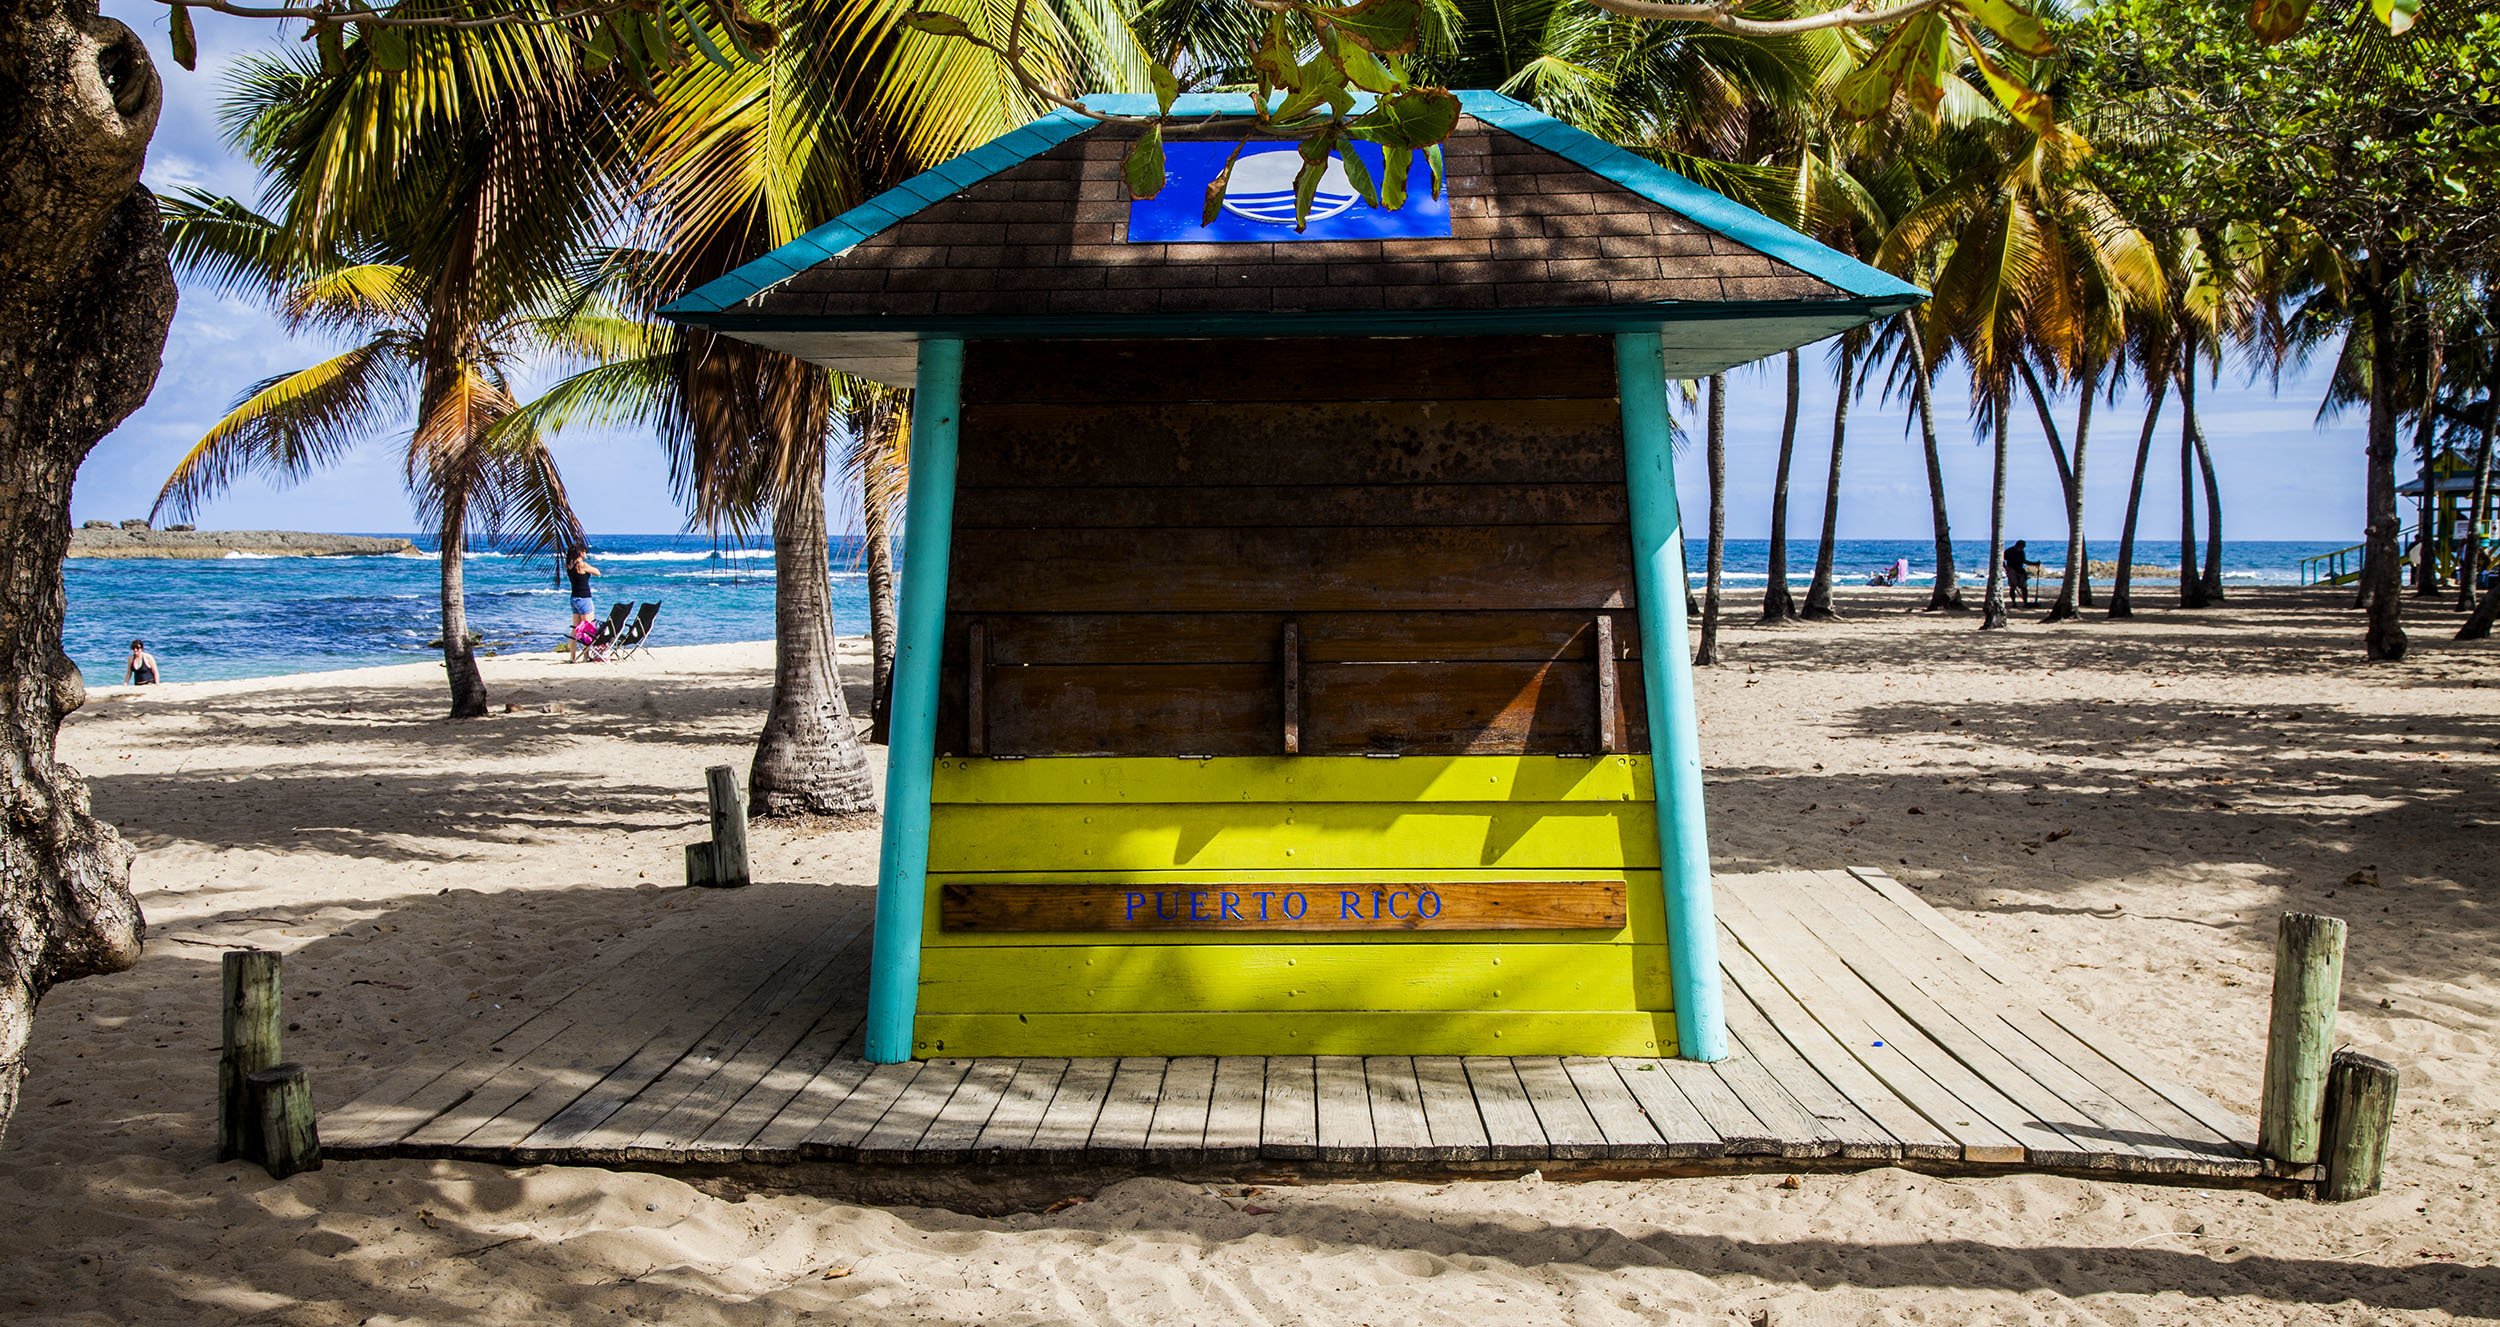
1150 62 1180 115
1332 37 1400 94
1957 18 2056 135
1348 86 1461 149
1338 142 1381 208
2245 0 2315 42
1294 133 1336 230
1381 144 1410 210
583 15 618 69
1961 0 2055 57
1204 140 1249 226
1833 13 1948 122
671 0 739 71
316 21 346 74
2372 0 2421 33
1426 142 1444 199
1305 0 1423 56
901 9 977 38
168 2 197 70
362 20 411 72
1124 124 1166 200
636 10 680 68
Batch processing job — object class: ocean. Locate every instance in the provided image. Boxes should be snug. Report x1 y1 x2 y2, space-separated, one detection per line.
65 534 2346 685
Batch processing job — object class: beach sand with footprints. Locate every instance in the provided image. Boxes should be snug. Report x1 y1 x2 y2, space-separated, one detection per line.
5 587 2494 1325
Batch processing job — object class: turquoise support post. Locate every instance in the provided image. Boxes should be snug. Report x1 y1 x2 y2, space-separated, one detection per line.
1614 331 1727 1062
864 337 965 1063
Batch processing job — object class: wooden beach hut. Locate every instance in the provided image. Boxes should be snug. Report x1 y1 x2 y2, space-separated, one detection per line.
662 92 1924 1067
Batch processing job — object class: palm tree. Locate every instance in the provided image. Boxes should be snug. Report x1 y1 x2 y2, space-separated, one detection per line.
840 384 910 742
1879 79 2161 630
1800 333 1860 619
154 34 613 716
512 0 1142 815
1695 372 1729 664
1760 350 1805 621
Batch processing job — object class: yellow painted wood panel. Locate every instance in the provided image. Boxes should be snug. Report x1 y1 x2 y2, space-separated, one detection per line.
920 943 1673 1013
922 871 1670 945
929 802 1658 874
914 1011 1680 1059
933 754 1655 805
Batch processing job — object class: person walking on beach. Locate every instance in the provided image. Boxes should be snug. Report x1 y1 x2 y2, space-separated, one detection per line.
2003 540 2033 607
566 547 600 662
124 639 159 686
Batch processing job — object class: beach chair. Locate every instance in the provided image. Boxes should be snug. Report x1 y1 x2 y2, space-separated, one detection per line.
613 602 661 659
581 602 631 660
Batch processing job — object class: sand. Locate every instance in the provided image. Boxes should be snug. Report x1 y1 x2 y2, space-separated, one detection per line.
4 587 2495 1325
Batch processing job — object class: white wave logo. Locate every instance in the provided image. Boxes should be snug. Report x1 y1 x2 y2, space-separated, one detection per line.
1222 148 1360 226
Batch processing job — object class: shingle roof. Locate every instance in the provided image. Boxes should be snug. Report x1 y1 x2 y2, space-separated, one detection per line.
662 91 1924 383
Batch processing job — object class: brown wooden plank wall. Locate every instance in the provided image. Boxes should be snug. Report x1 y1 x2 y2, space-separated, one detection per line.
939 335 1648 757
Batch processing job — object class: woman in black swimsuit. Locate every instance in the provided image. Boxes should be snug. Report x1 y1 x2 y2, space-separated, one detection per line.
566 548 600 662
125 639 159 686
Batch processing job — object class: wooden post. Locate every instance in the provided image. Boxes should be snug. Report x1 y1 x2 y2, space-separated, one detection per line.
1616 331 1725 1062
866 335 965 1063
684 842 719 888
2320 1049 2398 1200
704 764 750 888
1280 619 1301 755
246 1063 321 1178
2260 912 2346 1167
1593 615 1620 755
218 949 282 1161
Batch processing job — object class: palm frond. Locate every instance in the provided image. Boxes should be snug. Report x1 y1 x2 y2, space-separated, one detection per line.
154 339 410 523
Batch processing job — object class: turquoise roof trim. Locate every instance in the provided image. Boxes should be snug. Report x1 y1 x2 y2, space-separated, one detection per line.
660 109 1098 316
662 90 1925 321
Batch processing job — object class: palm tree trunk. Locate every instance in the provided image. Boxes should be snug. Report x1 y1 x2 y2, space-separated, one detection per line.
2460 390 2496 611
437 494 488 719
1906 315 1963 611
2073 384 2097 609
2190 388 2225 603
2019 359 2085 623
1982 398 2009 630
2110 373 2167 619
750 445 878 819
1696 373 1727 665
2411 317 2445 597
863 472 898 745
2362 269 2408 659
1801 340 1856 620
2178 369 2207 609
1762 350 1802 622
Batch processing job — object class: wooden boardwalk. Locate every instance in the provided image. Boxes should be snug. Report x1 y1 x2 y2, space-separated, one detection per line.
324 868 2289 1184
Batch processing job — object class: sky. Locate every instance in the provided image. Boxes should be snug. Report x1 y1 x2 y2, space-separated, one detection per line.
81 5 2377 545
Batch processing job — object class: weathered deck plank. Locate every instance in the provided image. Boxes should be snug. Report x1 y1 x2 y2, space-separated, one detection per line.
322 868 2276 1186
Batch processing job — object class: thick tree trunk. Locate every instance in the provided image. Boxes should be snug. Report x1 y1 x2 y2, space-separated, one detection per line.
2460 584 2500 640
1982 400 2009 630
2178 369 2208 609
2190 391 2225 603
1905 316 1963 611
436 497 489 719
1761 350 1801 622
1696 374 1727 666
750 446 878 819
2461 391 2496 611
1801 341 1856 620
2110 374 2167 619
863 473 897 746
0 0 167 1138
2362 273 2408 660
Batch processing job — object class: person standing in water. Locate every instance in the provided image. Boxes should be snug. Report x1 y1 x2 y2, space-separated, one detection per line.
566 547 600 662
124 639 159 686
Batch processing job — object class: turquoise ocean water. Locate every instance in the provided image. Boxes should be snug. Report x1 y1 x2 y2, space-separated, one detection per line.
66 534 2345 685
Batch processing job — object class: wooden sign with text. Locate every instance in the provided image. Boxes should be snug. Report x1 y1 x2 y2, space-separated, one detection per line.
939 881 1627 933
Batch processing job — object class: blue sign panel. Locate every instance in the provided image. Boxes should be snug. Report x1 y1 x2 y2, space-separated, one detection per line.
1127 140 1454 243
